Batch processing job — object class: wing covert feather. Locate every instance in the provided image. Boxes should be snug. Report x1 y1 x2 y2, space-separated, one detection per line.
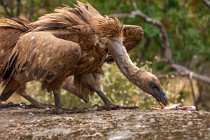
123 25 144 51
4 31 81 84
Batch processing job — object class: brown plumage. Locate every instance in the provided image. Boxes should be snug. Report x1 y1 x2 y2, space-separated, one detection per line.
0 18 42 107
0 18 32 75
0 17 143 108
0 1 167 112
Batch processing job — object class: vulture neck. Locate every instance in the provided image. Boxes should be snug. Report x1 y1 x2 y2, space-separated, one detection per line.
107 41 143 87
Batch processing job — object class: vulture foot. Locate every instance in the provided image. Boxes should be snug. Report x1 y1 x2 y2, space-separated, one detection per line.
0 102 22 108
93 104 139 111
24 103 53 109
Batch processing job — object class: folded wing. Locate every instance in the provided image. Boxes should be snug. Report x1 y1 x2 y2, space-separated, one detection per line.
2 31 81 91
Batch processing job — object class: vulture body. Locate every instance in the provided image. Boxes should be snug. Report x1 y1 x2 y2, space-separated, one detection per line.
0 17 143 108
0 1 167 113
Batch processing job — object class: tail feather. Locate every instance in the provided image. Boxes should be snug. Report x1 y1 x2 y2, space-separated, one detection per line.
0 17 33 32
0 79 20 101
1 52 19 87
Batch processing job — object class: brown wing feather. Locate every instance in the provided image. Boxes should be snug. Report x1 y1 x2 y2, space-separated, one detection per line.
0 18 33 31
32 1 102 31
31 1 104 45
0 18 32 64
123 25 144 51
0 29 20 68
2 31 81 91
0 18 32 78
31 2 101 51
76 1 101 17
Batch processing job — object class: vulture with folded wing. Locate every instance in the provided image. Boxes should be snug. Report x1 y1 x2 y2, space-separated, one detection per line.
0 1 167 113
0 18 143 109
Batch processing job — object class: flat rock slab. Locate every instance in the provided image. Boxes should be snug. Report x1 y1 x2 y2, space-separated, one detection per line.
0 108 210 139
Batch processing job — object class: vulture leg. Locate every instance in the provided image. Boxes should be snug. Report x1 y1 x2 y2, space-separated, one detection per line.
63 74 138 111
0 84 51 109
54 92 62 108
48 91 89 114
16 90 49 109
51 91 64 114
96 91 112 105
95 90 139 111
45 91 66 114
62 80 89 103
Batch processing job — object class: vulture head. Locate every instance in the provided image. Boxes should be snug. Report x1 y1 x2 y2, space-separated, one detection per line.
133 71 167 106
98 17 167 106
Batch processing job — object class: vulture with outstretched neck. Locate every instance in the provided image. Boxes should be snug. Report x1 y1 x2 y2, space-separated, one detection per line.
0 18 144 110
0 1 167 113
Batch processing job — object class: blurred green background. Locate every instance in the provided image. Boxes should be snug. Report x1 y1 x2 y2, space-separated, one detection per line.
0 0 209 110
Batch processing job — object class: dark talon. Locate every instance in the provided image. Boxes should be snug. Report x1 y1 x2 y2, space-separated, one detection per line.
95 91 139 111
24 103 53 109
0 102 21 108
8 102 14 106
95 106 104 111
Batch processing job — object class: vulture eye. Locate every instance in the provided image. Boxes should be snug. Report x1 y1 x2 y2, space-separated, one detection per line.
150 84 159 91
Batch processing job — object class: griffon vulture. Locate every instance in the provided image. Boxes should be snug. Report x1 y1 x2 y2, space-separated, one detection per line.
0 18 143 110
0 1 167 113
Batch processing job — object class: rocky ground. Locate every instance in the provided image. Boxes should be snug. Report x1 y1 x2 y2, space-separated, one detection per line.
0 108 210 140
